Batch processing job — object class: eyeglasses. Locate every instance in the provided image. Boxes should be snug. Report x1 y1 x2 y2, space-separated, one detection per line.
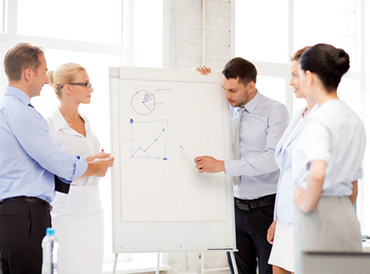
61 82 92 89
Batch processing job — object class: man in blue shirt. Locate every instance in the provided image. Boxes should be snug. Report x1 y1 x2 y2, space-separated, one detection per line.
195 58 289 274
0 42 113 274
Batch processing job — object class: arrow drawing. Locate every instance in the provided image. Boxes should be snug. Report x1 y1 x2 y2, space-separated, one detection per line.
129 118 169 160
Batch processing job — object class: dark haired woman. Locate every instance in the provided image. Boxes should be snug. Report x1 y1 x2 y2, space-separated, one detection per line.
292 44 365 272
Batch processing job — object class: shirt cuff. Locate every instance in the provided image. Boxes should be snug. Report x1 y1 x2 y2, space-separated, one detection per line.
57 176 72 184
224 160 239 176
355 168 363 180
71 156 88 180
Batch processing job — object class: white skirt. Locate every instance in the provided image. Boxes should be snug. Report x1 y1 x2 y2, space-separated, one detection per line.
268 221 295 272
51 185 104 274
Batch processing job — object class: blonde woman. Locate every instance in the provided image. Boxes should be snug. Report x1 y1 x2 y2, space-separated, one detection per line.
266 47 318 274
47 63 114 274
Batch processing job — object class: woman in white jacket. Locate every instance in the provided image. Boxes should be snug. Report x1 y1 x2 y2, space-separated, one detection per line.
267 46 318 274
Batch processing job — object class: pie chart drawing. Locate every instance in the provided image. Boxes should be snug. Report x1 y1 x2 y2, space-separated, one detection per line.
131 90 156 115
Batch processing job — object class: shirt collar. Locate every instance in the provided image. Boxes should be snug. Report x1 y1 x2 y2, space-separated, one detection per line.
50 108 69 132
242 89 261 113
4 86 31 106
50 108 90 133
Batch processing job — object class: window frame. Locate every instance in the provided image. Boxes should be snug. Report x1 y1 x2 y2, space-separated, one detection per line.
0 0 169 270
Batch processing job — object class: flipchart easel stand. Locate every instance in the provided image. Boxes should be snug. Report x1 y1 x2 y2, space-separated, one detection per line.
200 251 238 274
113 251 238 274
112 252 162 274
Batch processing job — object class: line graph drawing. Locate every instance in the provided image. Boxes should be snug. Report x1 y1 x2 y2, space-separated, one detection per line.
130 89 170 115
129 118 169 160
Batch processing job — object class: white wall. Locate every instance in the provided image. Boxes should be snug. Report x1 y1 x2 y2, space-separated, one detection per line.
168 0 231 70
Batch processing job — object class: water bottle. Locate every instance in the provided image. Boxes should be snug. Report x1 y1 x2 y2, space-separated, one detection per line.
41 227 59 274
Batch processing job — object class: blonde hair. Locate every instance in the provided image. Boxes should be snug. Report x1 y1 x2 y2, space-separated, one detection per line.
47 63 86 99
290 46 311 62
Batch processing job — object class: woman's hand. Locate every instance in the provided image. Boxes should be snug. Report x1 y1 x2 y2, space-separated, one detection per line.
293 160 326 213
266 221 276 244
293 186 307 212
85 151 112 162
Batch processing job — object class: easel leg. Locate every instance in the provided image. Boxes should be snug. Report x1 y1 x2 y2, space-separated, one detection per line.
200 252 205 274
230 252 239 274
156 252 160 274
113 253 118 274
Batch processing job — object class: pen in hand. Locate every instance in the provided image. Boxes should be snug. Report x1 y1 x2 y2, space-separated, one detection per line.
179 145 195 160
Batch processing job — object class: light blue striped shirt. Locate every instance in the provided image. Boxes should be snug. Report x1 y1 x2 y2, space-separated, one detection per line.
224 91 289 200
0 86 87 203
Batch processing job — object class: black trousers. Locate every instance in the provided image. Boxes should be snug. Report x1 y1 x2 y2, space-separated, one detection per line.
0 197 51 274
228 197 274 274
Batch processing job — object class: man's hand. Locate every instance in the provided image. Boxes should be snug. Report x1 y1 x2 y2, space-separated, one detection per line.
194 156 225 173
81 156 115 178
195 65 211 75
266 221 276 244
93 157 115 177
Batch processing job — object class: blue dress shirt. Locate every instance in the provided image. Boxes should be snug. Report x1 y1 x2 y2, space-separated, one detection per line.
0 86 87 203
224 91 290 200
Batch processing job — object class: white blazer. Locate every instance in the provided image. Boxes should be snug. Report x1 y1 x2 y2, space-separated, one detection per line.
274 104 318 223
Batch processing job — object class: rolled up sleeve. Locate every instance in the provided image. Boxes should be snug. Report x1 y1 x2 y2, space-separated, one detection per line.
11 107 87 182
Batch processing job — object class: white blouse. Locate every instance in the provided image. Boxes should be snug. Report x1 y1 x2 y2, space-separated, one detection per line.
292 100 366 196
47 108 101 186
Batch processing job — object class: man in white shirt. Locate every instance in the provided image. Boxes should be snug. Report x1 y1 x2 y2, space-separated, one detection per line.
195 58 289 274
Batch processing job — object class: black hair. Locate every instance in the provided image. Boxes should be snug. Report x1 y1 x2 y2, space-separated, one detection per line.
300 43 350 91
222 57 257 86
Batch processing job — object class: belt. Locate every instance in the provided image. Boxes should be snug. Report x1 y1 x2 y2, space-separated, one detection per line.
235 194 276 211
1 196 52 211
